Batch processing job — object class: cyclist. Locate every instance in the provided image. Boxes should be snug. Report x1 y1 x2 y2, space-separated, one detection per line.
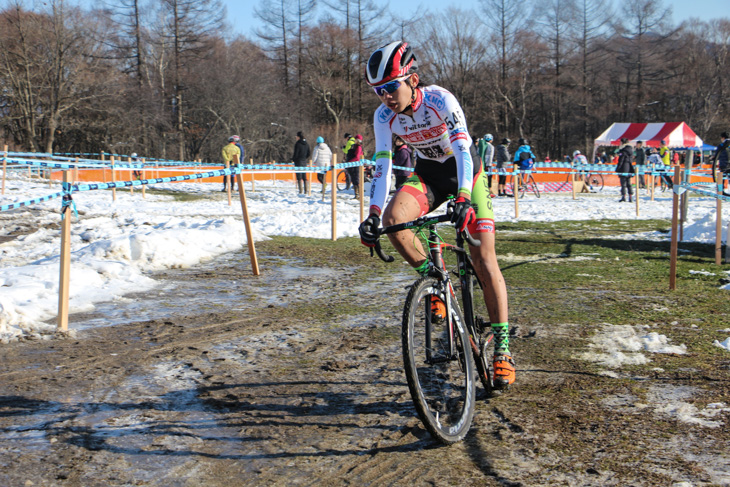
358 41 515 388
513 138 536 169
572 150 593 193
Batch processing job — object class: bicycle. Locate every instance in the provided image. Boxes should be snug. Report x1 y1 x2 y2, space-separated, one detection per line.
336 165 374 191
510 171 541 198
371 209 496 444
566 169 603 192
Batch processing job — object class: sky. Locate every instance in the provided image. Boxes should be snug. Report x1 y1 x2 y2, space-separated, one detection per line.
229 0 728 40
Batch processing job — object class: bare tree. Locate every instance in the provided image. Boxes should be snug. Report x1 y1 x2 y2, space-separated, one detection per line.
480 0 523 134
158 0 224 159
0 0 118 153
255 0 294 88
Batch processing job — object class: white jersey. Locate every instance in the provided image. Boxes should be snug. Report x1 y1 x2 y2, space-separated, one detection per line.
370 85 473 215
574 154 588 165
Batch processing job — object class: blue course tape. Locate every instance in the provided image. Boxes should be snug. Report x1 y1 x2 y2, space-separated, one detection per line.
0 191 65 212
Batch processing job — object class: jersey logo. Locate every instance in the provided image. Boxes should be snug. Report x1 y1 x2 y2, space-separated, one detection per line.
378 106 395 123
424 91 445 111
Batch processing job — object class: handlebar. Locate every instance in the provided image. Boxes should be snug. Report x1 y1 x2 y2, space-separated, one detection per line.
371 211 480 263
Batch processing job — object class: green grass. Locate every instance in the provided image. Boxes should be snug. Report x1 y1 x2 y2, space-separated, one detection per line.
256 218 730 381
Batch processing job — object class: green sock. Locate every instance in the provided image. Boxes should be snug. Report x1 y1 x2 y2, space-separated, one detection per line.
414 261 430 276
491 322 510 354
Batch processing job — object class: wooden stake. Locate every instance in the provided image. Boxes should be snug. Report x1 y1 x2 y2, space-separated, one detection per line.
331 154 338 241
359 164 365 222
571 168 576 200
513 165 520 219
141 158 146 199
111 156 117 201
669 166 682 290
128 156 134 194
101 152 107 183
225 159 232 206
307 159 312 196
74 158 79 183
650 174 655 201
250 158 255 192
235 171 260 275
716 170 723 266
2 144 8 195
58 171 72 332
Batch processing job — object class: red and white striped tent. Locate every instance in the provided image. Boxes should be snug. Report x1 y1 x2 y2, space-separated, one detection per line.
594 122 704 149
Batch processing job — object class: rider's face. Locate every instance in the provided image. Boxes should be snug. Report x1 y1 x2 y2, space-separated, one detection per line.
375 74 417 113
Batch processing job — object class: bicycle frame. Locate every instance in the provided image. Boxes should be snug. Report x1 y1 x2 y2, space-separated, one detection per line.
375 214 486 364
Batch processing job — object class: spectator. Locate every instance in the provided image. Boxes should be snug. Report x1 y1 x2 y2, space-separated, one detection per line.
346 134 364 198
392 135 413 189
634 140 646 189
658 139 673 190
221 135 241 192
341 133 357 190
478 133 495 193
616 137 635 202
713 131 730 195
291 131 311 194
311 136 332 191
495 138 511 197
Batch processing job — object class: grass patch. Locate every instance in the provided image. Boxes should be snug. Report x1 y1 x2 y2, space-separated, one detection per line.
259 219 730 382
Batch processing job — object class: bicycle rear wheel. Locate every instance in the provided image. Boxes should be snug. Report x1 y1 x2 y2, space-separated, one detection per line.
588 173 604 191
402 278 475 444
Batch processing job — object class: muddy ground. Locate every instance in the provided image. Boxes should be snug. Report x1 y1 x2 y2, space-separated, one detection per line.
0 248 729 487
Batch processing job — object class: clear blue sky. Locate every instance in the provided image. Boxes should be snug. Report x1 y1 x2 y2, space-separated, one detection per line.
229 0 728 39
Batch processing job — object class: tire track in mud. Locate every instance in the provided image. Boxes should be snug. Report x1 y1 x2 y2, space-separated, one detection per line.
2 255 729 486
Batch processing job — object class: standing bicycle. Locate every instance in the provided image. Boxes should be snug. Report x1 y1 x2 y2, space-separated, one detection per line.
358 41 515 439
370 207 497 443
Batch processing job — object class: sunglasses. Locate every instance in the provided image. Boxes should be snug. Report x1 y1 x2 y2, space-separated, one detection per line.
373 76 410 96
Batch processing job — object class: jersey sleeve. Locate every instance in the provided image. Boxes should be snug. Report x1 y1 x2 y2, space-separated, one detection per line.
369 108 394 216
436 90 474 198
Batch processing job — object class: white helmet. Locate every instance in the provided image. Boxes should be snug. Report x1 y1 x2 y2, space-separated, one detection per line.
366 41 417 87
573 150 581 157
484 133 493 142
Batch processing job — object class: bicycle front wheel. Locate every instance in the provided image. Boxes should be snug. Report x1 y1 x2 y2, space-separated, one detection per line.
528 175 540 198
402 278 475 444
336 170 348 191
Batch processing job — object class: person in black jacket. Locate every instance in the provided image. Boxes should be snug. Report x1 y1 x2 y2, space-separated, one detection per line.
634 140 646 189
292 131 311 194
713 132 730 195
495 138 511 196
616 138 635 202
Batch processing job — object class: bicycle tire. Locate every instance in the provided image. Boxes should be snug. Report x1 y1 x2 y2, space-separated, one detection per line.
588 173 603 191
402 278 475 444
336 170 348 191
528 175 540 198
461 276 495 395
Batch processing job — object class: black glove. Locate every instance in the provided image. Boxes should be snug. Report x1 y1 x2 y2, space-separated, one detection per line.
359 214 381 248
450 196 475 232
